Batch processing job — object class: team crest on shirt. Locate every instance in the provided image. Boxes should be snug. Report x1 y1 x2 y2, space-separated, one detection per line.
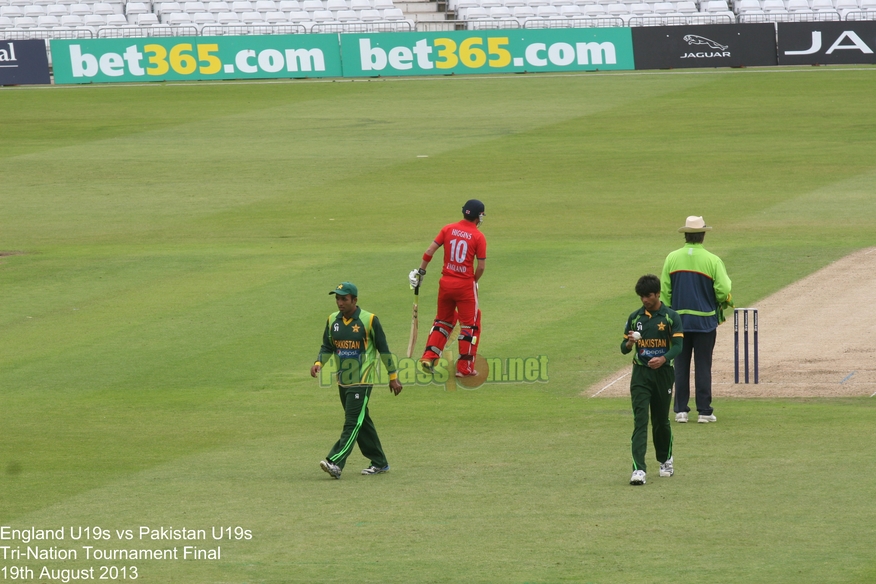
658 322 666 331
352 324 361 332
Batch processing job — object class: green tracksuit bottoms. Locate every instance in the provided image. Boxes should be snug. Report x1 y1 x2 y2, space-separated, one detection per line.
630 364 674 473
327 385 388 470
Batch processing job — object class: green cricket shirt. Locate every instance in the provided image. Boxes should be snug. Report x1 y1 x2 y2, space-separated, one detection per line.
316 307 398 387
620 303 684 367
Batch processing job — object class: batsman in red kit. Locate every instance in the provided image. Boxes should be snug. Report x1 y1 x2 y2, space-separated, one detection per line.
409 200 487 378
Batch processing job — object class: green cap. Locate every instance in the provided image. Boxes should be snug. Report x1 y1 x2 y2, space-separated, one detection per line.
329 282 358 297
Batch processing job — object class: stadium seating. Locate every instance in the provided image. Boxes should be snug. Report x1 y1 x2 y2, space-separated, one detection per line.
1 0 875 41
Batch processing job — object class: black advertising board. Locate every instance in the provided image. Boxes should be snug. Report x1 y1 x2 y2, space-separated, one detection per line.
778 21 876 65
0 39 51 85
632 24 778 69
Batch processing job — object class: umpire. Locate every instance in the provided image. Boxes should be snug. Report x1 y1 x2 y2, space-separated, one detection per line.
310 282 403 480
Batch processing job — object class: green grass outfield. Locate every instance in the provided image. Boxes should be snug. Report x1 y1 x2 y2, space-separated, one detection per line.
1 67 875 583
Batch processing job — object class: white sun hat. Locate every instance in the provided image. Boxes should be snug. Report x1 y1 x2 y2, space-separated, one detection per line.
678 216 712 233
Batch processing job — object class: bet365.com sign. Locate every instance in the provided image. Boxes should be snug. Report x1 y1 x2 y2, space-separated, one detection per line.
51 35 343 84
341 29 634 76
50 28 633 84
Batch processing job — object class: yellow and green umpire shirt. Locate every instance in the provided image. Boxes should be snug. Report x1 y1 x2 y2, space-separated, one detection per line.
316 307 398 387
621 303 684 367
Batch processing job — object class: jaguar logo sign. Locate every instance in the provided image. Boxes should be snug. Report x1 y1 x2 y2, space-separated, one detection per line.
778 22 876 64
683 35 730 51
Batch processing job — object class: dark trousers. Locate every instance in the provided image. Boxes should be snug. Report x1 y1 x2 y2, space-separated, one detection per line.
630 364 674 473
327 385 388 470
673 330 717 416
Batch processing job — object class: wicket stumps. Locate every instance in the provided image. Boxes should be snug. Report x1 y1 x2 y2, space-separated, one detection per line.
734 308 759 384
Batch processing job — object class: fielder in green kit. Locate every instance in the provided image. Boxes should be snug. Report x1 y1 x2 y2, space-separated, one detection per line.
310 282 403 480
621 275 684 486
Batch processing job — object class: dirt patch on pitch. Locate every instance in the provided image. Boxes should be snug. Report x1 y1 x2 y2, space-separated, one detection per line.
587 247 876 398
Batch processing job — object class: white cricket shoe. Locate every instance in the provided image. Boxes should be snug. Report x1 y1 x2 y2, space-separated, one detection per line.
675 412 688 423
659 457 674 477
698 414 717 423
320 460 341 479
629 470 646 485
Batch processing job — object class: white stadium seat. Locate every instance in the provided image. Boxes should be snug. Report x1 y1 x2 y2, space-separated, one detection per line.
215 10 240 21
0 16 12 27
459 5 486 16
309 7 332 19
382 5 405 17
287 8 309 19
0 6 23 17
735 0 760 12
701 0 727 9
59 13 83 24
91 2 116 14
255 0 277 11
605 2 629 13
653 1 674 12
675 1 697 12
23 5 47 17
125 2 149 15
156 1 182 13
208 0 231 11
183 1 207 12
279 0 302 9
560 3 582 14
761 0 787 11
337 7 360 18
105 13 127 24
230 0 254 10
137 12 159 23
82 12 105 25
70 4 91 16
47 4 69 15
192 10 216 22
786 0 809 9
629 2 652 13
536 4 559 15
358 7 380 18
164 10 192 22
239 9 263 20
512 4 534 18
37 13 61 25
13 15 37 27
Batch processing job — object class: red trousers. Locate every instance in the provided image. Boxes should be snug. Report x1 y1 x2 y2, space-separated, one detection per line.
422 277 481 375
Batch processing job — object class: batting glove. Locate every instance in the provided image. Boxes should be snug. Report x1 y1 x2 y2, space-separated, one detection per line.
409 268 426 289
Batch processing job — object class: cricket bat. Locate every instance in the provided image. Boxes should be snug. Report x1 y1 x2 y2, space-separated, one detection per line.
406 285 419 358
